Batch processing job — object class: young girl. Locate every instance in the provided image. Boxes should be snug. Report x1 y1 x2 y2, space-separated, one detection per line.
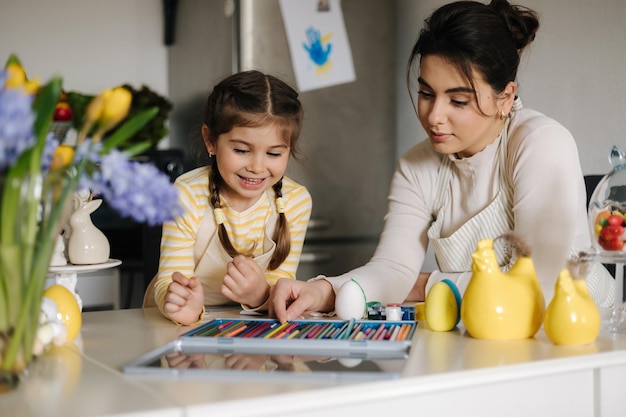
269 0 614 323
150 70 312 325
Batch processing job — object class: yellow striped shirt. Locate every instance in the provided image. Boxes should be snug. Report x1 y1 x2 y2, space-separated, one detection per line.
153 166 312 311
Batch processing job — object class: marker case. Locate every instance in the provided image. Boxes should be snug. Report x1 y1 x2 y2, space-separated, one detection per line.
123 318 416 380
179 318 415 354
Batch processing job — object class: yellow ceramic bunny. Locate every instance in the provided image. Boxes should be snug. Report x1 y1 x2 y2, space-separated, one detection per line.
543 268 601 345
461 237 545 340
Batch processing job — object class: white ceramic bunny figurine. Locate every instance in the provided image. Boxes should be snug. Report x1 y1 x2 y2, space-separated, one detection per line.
68 199 110 265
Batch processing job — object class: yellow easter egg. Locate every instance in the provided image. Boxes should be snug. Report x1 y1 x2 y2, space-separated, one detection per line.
43 284 82 342
425 280 462 332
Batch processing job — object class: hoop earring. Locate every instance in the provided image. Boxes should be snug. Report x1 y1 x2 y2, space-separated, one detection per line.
499 110 507 120
208 151 213 158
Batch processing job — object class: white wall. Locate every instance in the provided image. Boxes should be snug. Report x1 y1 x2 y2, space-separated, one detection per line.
2 0 625 175
396 0 626 176
0 0 167 97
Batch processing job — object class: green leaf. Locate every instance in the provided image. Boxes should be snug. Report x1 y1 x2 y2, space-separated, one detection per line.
123 141 153 158
101 107 158 153
0 150 33 244
4 53 22 67
33 77 62 147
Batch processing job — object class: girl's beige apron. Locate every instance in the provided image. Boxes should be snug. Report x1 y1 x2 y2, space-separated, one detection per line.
143 205 278 308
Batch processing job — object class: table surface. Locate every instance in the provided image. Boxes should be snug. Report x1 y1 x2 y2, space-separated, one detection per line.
3 307 626 417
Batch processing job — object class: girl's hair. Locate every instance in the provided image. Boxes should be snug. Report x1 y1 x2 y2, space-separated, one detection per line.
203 70 303 270
407 0 539 112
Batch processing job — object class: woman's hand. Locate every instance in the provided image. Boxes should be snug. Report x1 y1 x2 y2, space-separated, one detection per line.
404 272 431 302
222 255 270 308
163 271 204 325
269 278 335 323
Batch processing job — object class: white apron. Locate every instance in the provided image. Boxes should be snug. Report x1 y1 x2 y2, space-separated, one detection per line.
427 117 516 272
193 202 279 306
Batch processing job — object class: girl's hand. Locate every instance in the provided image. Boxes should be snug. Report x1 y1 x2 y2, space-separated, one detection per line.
165 352 206 369
222 255 270 308
223 353 270 371
163 271 204 325
268 278 335 323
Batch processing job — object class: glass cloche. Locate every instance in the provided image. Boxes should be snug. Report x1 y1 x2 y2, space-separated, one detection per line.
588 145 626 261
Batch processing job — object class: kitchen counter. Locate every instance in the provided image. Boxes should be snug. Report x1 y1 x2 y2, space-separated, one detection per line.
2 307 626 417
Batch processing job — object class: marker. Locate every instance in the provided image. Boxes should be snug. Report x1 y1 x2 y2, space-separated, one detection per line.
295 323 318 339
389 324 401 341
354 331 366 340
275 322 299 339
371 323 386 340
326 323 343 339
263 321 290 339
342 318 356 340
348 322 363 339
243 321 272 338
218 320 234 330
237 321 264 337
194 323 221 337
377 327 389 341
315 323 336 339
214 320 245 337
306 324 324 339
397 323 409 341
286 329 301 339
187 322 214 337
223 324 247 338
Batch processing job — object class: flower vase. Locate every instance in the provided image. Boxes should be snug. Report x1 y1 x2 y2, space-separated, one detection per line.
0 172 70 386
68 199 110 265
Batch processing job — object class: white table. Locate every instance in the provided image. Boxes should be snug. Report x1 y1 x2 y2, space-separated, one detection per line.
2 308 626 417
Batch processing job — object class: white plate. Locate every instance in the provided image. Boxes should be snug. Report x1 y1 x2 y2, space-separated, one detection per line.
49 258 122 274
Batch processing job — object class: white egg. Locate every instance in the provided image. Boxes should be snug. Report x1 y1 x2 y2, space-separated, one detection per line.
335 280 366 320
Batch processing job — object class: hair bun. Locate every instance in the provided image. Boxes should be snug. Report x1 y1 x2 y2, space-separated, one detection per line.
490 0 539 50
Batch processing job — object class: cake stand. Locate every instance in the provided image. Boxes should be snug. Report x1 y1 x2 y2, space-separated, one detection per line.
49 259 122 311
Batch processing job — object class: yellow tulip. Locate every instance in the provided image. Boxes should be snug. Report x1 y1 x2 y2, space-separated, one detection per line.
4 62 39 93
101 87 132 128
23 78 40 94
83 87 132 142
50 145 75 171
85 89 110 123
4 63 26 88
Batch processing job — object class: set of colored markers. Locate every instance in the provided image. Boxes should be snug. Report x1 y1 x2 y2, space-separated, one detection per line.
186 319 416 342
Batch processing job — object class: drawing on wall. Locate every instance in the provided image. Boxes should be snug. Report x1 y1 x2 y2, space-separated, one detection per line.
279 0 356 92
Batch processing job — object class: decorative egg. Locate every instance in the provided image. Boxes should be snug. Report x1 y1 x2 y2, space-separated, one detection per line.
337 358 363 368
425 279 462 331
43 284 82 342
335 279 366 320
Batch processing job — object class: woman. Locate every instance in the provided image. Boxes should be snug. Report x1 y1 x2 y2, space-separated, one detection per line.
269 0 614 323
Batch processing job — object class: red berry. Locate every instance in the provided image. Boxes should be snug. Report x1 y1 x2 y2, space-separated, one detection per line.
600 238 625 251
607 215 625 227
600 225 624 240
53 103 73 121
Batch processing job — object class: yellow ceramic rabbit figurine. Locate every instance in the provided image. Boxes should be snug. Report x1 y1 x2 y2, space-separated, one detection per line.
461 236 545 340
543 268 601 345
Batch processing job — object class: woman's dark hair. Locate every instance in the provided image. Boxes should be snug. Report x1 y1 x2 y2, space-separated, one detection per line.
203 70 303 270
407 0 539 108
